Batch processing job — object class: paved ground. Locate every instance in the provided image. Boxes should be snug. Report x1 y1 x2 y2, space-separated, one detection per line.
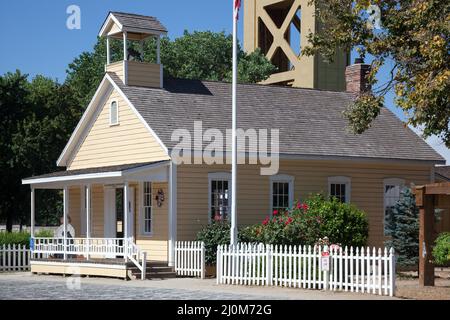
0 273 395 300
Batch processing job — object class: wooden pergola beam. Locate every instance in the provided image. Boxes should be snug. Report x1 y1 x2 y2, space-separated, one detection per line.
414 185 444 286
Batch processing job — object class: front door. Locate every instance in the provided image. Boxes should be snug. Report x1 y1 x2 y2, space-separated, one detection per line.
103 186 135 258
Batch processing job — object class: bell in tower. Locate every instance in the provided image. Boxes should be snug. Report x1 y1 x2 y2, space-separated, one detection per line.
243 0 350 91
99 12 167 88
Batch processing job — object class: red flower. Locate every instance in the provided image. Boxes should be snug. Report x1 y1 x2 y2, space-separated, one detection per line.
273 210 278 215
296 203 301 209
262 217 269 226
303 204 309 211
285 217 293 225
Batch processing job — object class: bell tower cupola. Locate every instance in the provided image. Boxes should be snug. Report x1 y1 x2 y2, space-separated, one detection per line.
99 12 167 88
243 0 350 91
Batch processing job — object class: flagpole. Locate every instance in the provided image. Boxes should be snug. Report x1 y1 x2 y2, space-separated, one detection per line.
230 0 238 245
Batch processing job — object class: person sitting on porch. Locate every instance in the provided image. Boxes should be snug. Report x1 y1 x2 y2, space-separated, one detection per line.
53 216 76 259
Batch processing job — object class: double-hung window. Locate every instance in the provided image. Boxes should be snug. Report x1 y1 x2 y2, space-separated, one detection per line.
383 178 405 235
270 175 294 214
328 176 351 203
142 182 152 235
208 173 231 223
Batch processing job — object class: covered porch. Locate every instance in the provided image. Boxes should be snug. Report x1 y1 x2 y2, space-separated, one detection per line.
22 160 177 280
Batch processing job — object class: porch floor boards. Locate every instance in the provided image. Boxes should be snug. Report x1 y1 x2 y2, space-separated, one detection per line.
31 257 126 265
31 257 170 269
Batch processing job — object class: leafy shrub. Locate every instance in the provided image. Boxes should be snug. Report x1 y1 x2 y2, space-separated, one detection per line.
196 222 232 264
0 230 54 248
307 194 368 247
384 188 419 267
433 232 450 266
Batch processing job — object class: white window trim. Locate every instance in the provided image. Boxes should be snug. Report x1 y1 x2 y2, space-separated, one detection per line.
208 172 232 224
140 181 153 236
383 178 405 235
328 176 351 203
109 99 119 126
270 174 295 216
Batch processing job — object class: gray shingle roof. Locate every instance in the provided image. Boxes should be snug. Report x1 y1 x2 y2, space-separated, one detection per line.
110 12 167 33
109 73 444 163
435 166 450 180
23 161 167 181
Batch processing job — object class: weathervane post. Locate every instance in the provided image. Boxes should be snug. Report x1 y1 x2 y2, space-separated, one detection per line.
230 0 241 246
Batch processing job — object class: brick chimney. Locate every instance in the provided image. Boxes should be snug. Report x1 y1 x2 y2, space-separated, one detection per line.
345 58 371 93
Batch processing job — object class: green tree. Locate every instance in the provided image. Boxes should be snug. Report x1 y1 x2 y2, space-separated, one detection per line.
303 0 450 146
66 31 276 108
384 188 419 267
0 71 80 230
0 71 31 230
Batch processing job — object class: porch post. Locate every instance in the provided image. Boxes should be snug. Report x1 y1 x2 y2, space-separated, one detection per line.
86 185 91 260
124 181 129 262
168 162 177 267
123 31 128 61
63 186 69 260
106 36 111 65
30 187 35 238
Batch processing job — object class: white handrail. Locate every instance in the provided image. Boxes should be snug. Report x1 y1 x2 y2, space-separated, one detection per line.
125 238 147 280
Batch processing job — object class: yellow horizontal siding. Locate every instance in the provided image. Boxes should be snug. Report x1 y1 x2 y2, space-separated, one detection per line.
68 88 169 170
127 61 161 88
135 182 169 262
177 160 433 247
106 61 124 82
69 187 81 236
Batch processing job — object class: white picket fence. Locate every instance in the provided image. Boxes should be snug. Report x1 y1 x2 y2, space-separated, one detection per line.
217 243 396 296
174 241 205 279
0 244 31 272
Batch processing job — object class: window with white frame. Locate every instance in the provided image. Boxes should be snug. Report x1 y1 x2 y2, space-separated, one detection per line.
328 176 351 203
208 173 231 223
110 100 119 125
383 178 405 234
270 175 294 213
142 182 152 235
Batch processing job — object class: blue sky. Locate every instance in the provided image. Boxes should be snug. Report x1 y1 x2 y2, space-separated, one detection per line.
0 0 448 163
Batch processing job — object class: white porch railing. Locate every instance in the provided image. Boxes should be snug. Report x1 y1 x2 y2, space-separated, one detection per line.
32 237 125 256
31 237 147 280
175 241 205 278
217 243 396 297
1 244 30 272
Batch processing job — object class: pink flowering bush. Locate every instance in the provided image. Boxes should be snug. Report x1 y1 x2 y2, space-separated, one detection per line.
240 194 368 247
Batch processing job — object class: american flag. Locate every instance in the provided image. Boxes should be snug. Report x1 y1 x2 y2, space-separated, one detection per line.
234 0 241 20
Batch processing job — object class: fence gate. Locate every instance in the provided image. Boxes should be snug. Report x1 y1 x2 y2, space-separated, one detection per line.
216 243 396 296
174 241 205 279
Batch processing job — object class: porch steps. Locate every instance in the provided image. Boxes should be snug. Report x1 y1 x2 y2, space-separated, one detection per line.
127 262 176 280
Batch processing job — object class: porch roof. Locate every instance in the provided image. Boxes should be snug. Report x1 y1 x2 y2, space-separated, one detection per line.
22 160 169 186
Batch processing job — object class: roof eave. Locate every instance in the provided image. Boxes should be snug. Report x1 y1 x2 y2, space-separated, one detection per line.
23 160 171 186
